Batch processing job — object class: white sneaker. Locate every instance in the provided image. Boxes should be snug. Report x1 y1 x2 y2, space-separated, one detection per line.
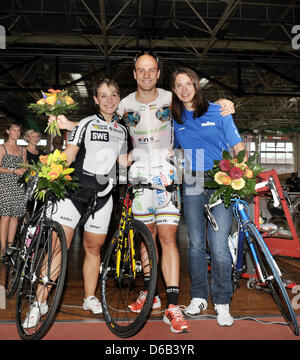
185 298 208 316
22 301 48 329
83 296 102 314
214 304 234 326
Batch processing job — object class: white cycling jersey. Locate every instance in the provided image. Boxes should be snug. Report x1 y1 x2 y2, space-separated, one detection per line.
68 112 127 189
118 88 175 183
118 88 180 225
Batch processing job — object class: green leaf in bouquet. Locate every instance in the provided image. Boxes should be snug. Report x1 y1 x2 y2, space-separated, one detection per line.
37 177 49 189
209 186 226 205
213 159 220 167
49 181 65 198
222 150 232 160
236 149 246 163
246 152 258 166
206 169 216 178
223 187 233 208
204 179 219 188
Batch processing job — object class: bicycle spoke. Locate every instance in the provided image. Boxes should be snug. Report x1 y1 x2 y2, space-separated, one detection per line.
16 221 67 340
101 219 157 338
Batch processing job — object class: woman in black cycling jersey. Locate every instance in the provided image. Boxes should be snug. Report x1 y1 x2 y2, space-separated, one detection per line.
23 79 128 328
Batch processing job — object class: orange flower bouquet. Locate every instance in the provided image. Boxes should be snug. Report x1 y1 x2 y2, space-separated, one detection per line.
204 150 263 207
23 149 79 201
28 89 79 136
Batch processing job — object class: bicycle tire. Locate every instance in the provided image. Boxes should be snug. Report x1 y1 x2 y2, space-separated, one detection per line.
100 219 157 338
246 223 299 336
16 220 67 340
5 213 30 298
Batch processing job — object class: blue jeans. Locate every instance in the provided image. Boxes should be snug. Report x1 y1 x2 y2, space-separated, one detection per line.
183 179 233 304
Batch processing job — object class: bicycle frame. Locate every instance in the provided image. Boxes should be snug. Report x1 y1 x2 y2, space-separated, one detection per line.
233 199 281 283
204 186 299 335
115 188 136 279
114 178 174 279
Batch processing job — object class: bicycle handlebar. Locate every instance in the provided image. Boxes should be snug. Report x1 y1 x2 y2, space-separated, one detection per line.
96 177 114 198
128 176 173 209
204 176 281 232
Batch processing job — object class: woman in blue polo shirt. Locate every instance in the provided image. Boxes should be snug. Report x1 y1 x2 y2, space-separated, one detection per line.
171 67 246 327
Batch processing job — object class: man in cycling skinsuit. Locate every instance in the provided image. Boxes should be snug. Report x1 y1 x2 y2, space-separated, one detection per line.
118 51 235 334
119 88 177 226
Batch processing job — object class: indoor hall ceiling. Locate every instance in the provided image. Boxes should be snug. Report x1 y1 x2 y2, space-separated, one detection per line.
0 0 299 137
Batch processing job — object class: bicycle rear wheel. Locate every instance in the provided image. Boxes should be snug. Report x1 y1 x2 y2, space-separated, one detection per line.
16 220 67 340
100 219 157 338
5 213 30 298
247 223 299 336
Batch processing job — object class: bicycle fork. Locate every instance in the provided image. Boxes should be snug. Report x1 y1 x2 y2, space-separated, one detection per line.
244 225 282 285
236 202 282 285
115 204 136 280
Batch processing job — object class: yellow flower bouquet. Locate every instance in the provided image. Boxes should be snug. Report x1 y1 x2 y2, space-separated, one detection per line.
204 150 264 207
28 89 79 136
23 149 79 201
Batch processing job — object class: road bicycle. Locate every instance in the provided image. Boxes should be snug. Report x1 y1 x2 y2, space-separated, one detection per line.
100 177 177 338
204 178 299 336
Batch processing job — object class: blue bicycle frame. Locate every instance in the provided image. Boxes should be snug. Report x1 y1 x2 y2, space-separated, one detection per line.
205 196 299 336
233 198 281 281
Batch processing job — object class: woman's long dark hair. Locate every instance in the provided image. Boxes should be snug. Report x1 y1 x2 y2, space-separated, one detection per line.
171 67 209 124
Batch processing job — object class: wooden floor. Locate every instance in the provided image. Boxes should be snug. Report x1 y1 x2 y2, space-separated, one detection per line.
0 211 300 326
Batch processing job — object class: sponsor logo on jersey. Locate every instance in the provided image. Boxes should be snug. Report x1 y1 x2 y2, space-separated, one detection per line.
156 106 171 122
91 131 109 141
92 124 108 130
138 136 155 143
124 111 141 126
201 121 215 127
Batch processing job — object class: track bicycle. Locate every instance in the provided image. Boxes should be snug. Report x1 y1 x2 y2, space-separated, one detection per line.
12 176 68 340
204 178 299 336
15 175 115 340
100 176 177 338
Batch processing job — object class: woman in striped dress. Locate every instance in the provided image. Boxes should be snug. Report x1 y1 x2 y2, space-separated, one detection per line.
0 122 27 257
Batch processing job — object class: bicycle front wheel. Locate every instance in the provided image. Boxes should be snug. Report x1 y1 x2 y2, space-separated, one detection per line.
247 223 299 336
100 219 157 338
16 220 67 340
5 213 30 298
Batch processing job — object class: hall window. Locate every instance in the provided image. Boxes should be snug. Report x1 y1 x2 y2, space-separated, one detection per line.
260 140 294 173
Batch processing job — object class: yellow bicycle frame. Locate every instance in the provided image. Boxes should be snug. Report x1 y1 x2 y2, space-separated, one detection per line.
115 202 136 279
